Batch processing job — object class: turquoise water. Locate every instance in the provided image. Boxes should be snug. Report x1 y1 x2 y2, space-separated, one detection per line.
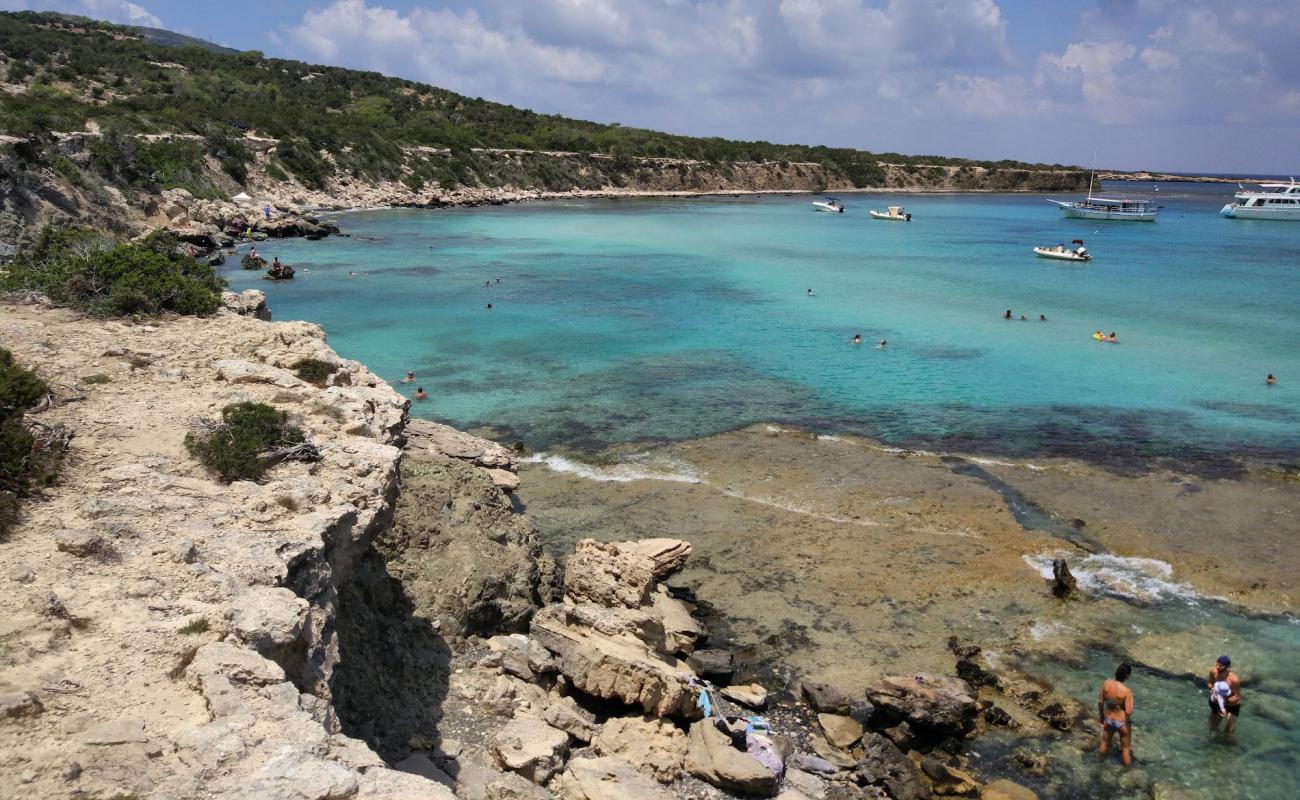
223 187 1300 798
226 183 1300 469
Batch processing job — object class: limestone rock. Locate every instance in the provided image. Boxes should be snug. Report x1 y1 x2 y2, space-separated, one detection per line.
649 586 702 655
405 418 517 469
563 539 656 609
686 649 735 681
592 715 687 783
788 754 839 776
0 689 43 718
615 539 692 580
808 736 857 769
801 681 854 714
854 732 931 800
394 752 456 790
720 683 768 709
490 718 570 784
83 717 149 744
221 289 273 321
981 779 1039 800
215 358 301 388
232 586 309 655
454 748 556 800
559 756 674 800
685 719 779 797
530 603 700 720
817 713 863 749
357 767 458 799
866 674 975 738
542 695 599 743
915 755 978 796
487 467 522 492
230 750 358 800
55 529 113 559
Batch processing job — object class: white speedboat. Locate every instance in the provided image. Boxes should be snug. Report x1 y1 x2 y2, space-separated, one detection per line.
1220 178 1300 220
1049 154 1158 221
1034 240 1091 262
812 197 845 213
869 206 911 221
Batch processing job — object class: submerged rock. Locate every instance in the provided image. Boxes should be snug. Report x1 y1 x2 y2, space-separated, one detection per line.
866 675 976 739
1050 558 1077 598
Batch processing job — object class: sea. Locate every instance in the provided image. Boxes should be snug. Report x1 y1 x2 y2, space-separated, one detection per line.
225 181 1300 800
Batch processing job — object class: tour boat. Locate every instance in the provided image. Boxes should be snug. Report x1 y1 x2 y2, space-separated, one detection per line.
869 206 911 221
1034 240 1091 262
1220 178 1300 220
1049 154 1158 221
812 197 845 213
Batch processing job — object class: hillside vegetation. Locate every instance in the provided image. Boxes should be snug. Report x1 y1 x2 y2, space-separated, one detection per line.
0 11 1081 199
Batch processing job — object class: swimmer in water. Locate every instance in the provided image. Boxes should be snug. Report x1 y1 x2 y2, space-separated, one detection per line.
486 303 493 310
1266 373 1276 385
496 277 501 284
400 371 414 384
1004 309 1013 320
485 280 490 287
1108 332 1118 341
1208 655 1241 734
879 339 887 348
852 334 862 345
1020 315 1027 321
807 288 814 297
1040 314 1047 321
1098 662 1134 766
414 387 428 400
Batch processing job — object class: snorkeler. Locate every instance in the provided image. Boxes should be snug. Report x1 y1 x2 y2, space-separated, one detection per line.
1098 662 1134 766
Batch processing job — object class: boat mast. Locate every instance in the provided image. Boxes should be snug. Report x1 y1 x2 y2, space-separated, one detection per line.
1087 150 1096 201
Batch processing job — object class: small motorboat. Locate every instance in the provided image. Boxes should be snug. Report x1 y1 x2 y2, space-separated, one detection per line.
812 197 845 213
869 206 911 221
1034 239 1091 262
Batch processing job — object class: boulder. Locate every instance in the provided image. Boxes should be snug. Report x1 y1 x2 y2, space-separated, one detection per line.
981 779 1039 800
801 681 854 714
453 749 555 800
489 718 570 785
563 539 656 609
686 649 734 681
591 715 687 783
615 539 692 580
788 754 839 776
558 756 674 800
405 419 517 469
649 587 702 655
1050 558 1077 598
685 719 780 797
222 289 272 321
542 695 599 744
866 675 975 738
486 468 522 492
394 752 456 790
854 732 931 800
0 689 43 719
720 683 768 709
232 586 308 655
215 359 301 388
817 713 863 749
915 755 978 796
808 736 857 769
83 717 149 745
529 604 700 720
55 529 114 559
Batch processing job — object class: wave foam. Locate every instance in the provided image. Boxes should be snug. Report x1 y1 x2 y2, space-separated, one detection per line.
1023 553 1210 605
521 452 702 484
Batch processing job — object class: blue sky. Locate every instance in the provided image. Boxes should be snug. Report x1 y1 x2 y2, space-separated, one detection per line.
5 0 1298 173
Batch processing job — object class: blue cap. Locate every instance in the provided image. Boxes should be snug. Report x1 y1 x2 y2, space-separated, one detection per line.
1217 655 1231 667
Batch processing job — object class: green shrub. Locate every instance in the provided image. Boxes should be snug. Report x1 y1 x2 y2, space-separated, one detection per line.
292 357 334 387
0 348 63 536
2 225 225 317
184 401 314 483
178 617 209 634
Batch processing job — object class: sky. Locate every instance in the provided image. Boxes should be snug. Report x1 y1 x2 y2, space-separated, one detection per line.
4 0 1298 174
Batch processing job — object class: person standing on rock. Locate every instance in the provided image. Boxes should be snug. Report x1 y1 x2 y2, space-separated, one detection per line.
1098 662 1134 766
1207 655 1241 734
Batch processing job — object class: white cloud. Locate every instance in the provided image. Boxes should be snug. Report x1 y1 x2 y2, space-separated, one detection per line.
0 0 162 27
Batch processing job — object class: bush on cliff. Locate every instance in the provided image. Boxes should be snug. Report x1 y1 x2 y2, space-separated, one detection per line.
0 348 63 536
1 225 225 317
292 358 335 388
185 401 317 483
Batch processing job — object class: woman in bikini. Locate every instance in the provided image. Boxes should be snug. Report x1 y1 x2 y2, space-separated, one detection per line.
1098 662 1135 765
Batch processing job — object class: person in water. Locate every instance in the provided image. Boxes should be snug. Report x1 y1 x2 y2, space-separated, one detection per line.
807 289 814 297
1207 655 1241 734
1098 662 1135 765
1039 314 1047 321
486 303 493 310
879 339 887 348
1004 309 1013 320
1267 373 1276 385
852 334 862 345
1019 315 1027 321
1108 332 1118 341
414 387 428 400
400 371 414 384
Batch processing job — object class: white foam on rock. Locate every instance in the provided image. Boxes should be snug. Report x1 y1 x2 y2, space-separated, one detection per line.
1023 552 1214 605
521 452 702 484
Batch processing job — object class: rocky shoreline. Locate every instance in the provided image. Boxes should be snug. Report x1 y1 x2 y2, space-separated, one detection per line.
0 292 1099 800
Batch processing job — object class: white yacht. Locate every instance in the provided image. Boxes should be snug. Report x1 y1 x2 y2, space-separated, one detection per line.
1220 178 1300 220
812 197 845 213
1048 155 1158 221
